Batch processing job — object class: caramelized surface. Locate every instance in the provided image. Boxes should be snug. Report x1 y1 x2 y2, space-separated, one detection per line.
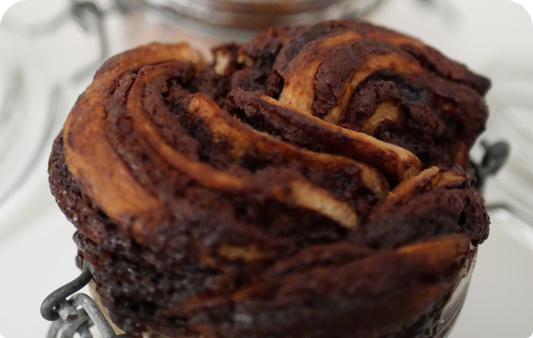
49 20 490 338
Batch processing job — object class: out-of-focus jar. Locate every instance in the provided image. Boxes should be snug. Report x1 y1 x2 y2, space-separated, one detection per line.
140 0 385 29
110 0 386 59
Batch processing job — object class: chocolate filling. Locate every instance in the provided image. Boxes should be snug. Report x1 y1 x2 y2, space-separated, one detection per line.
49 20 491 338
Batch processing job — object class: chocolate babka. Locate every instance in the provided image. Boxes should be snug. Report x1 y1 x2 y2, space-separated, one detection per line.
49 20 490 338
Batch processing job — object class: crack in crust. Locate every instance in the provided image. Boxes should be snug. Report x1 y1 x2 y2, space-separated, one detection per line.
49 20 491 338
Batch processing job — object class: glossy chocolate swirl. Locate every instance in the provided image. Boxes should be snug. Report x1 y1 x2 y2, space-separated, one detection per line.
49 20 490 338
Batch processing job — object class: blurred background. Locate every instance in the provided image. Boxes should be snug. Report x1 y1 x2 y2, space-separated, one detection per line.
0 0 533 337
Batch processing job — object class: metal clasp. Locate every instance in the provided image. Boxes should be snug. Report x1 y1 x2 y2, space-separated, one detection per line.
40 262 130 338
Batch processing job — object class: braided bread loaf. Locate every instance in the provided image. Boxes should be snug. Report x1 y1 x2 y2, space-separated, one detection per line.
49 20 490 338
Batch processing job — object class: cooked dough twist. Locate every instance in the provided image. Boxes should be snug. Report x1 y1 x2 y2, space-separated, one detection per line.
49 20 490 338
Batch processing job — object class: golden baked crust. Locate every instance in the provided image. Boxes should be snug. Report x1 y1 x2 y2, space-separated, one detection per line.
49 20 490 338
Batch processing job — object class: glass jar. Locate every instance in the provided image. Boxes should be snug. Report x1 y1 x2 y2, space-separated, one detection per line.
86 249 478 338
140 0 386 29
434 250 477 338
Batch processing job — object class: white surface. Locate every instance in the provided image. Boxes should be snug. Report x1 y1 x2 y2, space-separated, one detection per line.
0 28 54 207
453 210 533 338
0 0 533 337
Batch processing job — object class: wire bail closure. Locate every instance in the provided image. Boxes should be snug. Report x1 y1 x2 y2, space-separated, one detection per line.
40 263 130 338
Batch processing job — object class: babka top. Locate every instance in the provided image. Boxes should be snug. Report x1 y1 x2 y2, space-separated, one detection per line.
49 19 490 338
